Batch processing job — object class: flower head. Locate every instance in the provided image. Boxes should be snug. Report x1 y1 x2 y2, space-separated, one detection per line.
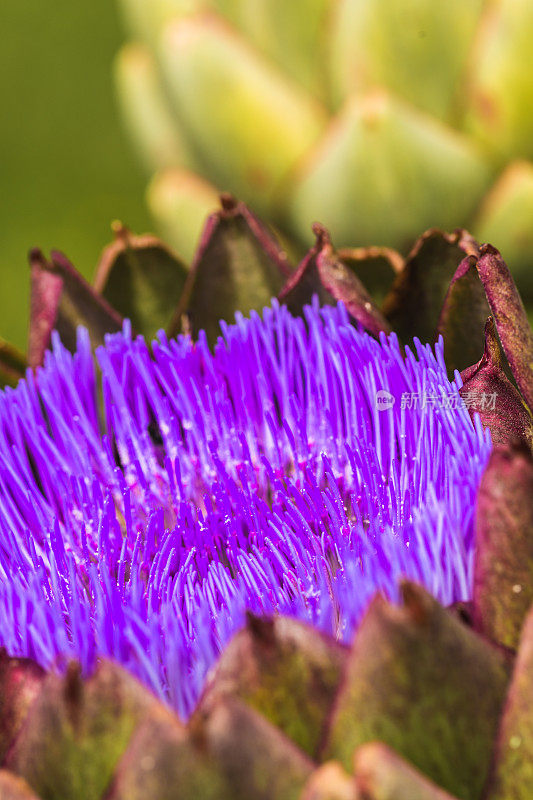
0 300 489 717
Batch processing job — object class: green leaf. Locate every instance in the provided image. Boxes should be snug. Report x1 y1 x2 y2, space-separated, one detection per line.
199 613 347 759
354 743 460 800
94 223 188 340
487 602 533 799
438 255 491 373
322 583 510 800
383 228 480 344
158 13 326 210
189 696 313 800
289 94 492 250
171 196 291 344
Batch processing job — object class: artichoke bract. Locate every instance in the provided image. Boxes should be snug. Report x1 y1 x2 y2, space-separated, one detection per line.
0 201 533 798
115 0 533 295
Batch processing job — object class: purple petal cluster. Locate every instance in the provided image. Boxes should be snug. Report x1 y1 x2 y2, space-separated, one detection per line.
0 301 490 717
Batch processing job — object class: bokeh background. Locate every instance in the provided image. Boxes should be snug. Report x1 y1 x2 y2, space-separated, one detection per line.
1 1 150 349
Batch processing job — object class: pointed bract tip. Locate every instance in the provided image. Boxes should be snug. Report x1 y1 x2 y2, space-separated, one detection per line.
245 612 276 645
479 242 501 258
219 193 238 213
111 220 131 242
64 661 83 703
400 581 432 626
312 222 332 250
28 248 47 269
49 250 73 271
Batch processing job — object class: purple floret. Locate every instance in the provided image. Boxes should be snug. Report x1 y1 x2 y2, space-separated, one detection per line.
0 301 490 717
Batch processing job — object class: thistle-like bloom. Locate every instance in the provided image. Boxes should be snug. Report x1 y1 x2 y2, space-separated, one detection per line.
0 301 489 717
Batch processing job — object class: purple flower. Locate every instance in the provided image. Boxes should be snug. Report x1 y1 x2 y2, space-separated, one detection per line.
0 301 490 718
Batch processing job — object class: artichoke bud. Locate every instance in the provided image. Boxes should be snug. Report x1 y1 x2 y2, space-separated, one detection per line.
114 0 533 301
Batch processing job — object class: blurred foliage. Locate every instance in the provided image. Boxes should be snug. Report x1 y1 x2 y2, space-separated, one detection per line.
0 0 150 348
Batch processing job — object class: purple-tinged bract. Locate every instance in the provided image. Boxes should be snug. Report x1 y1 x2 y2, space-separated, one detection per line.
0 301 490 717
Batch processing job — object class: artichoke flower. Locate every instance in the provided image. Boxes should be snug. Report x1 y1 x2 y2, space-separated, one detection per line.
115 0 533 297
0 201 533 798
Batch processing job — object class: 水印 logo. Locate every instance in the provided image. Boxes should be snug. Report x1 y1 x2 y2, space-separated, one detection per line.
375 389 395 411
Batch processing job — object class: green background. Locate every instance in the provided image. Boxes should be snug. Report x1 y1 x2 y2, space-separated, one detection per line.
0 1 151 349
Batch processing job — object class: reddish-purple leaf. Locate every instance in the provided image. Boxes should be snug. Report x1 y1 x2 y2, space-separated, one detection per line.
474 244 533 413
28 249 63 369
280 225 391 338
459 317 533 449
473 442 533 650
28 249 124 366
